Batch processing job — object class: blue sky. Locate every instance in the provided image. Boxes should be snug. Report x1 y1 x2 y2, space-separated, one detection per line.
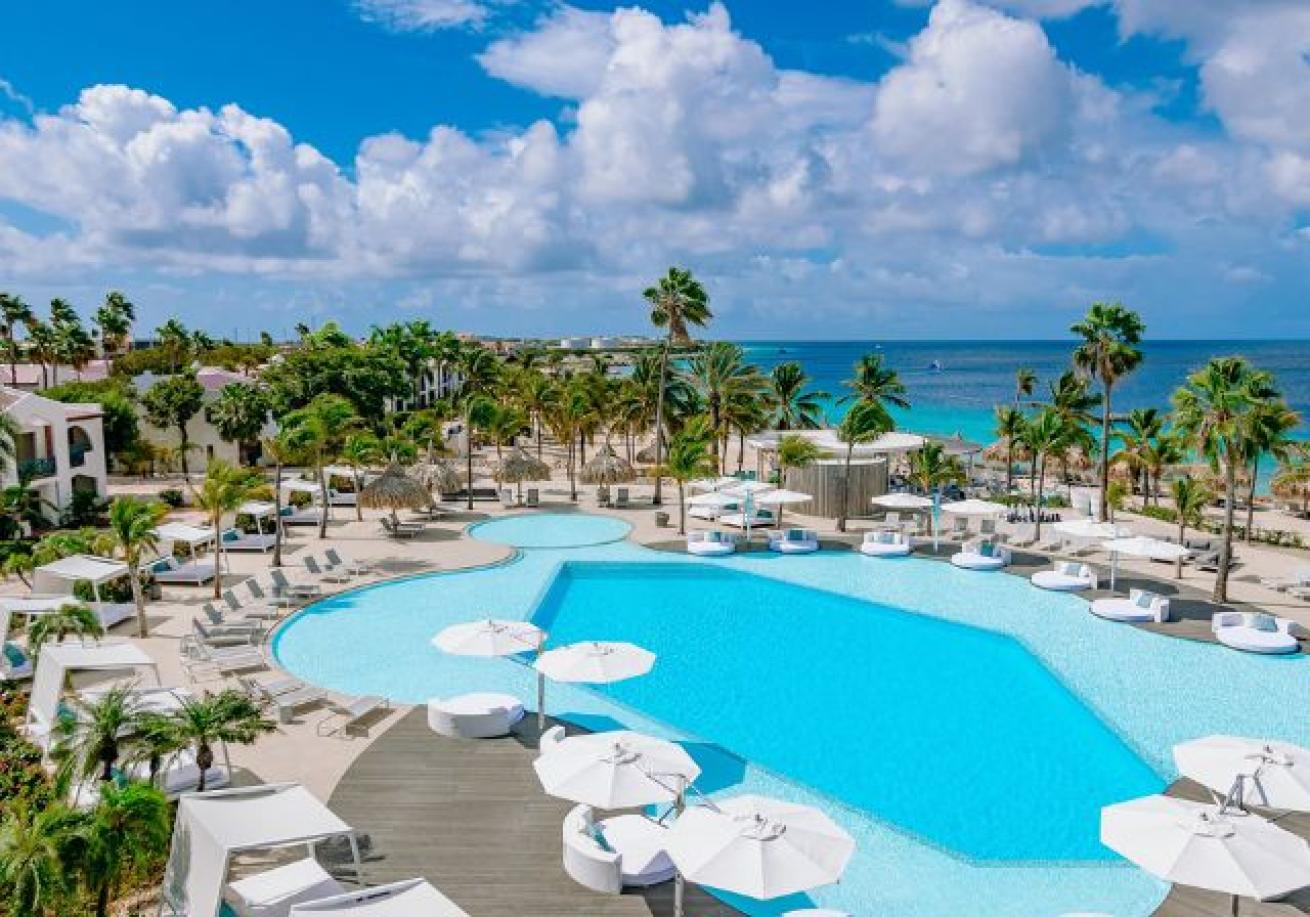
0 0 1306 340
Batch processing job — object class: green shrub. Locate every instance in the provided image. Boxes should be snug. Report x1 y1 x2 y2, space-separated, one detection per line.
158 488 186 508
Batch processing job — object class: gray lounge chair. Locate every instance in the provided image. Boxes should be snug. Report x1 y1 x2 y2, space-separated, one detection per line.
180 639 265 680
380 517 422 539
222 588 281 621
270 568 321 599
526 488 540 507
615 488 630 509
192 617 258 648
304 556 351 584
324 549 370 576
316 694 390 737
245 578 298 610
201 603 264 637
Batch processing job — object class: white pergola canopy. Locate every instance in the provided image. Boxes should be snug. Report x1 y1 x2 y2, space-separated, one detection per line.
237 501 277 518
282 479 324 495
288 878 469 915
27 640 159 737
32 554 129 597
162 783 356 917
155 522 218 548
0 596 83 646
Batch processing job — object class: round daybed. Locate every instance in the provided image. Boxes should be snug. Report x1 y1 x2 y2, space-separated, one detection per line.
1090 589 1170 624
427 692 525 738
687 532 734 557
769 529 819 554
1212 612 1303 655
860 531 912 558
950 542 1010 571
1031 562 1096 592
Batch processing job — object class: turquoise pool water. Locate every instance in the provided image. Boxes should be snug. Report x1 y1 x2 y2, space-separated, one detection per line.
272 515 1310 916
468 512 631 548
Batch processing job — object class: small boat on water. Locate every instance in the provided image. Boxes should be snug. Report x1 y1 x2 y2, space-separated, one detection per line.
928 359 944 372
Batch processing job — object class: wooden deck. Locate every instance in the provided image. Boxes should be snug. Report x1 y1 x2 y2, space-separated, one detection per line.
329 709 741 917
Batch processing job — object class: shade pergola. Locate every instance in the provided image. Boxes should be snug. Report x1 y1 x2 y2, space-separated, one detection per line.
155 522 218 553
161 783 362 917
27 640 159 740
288 878 469 916
32 554 129 603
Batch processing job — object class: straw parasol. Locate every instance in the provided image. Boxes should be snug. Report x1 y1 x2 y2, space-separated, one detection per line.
983 437 1031 464
635 442 661 465
580 444 636 503
493 447 551 500
410 457 463 495
359 462 432 523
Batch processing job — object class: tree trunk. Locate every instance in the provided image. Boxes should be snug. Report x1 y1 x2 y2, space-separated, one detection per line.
130 562 149 638
652 341 669 506
196 742 213 793
179 428 191 478
212 514 225 599
316 461 329 540
1216 456 1237 603
1004 443 1014 494
1098 384 1112 521
272 460 284 567
353 469 364 521
736 431 746 473
1035 455 1047 540
1175 520 1185 579
837 444 853 533
465 410 475 511
95 882 111 917
1244 456 1258 543
677 482 686 535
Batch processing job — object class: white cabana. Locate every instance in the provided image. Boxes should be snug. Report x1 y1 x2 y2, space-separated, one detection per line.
238 500 277 519
282 479 324 495
940 499 1007 517
26 640 159 739
0 596 79 648
160 783 362 917
32 554 129 603
1174 736 1310 813
689 477 746 493
288 879 469 916
755 489 812 529
155 522 218 552
534 730 701 810
1101 535 1191 591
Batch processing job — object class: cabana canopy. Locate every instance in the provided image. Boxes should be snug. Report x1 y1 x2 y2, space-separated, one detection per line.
288 879 469 916
27 640 159 736
0 596 83 649
162 783 356 917
281 479 324 495
155 522 218 548
32 554 129 597
237 501 277 518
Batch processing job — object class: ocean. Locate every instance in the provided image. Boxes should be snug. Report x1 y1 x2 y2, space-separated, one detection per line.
737 340 1310 488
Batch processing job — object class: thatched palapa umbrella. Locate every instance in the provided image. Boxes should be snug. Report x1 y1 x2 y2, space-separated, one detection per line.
493 447 551 501
580 444 635 503
411 457 463 496
982 437 1031 465
360 462 432 524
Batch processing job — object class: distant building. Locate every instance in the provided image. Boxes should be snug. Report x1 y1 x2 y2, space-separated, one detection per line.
0 385 108 515
387 358 463 413
558 337 590 350
134 367 275 468
1 360 113 391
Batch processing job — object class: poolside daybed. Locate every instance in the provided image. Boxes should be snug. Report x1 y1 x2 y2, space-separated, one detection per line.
860 530 911 557
1090 589 1171 624
1212 611 1304 655
950 539 1011 571
427 692 524 739
150 554 217 586
769 528 819 554
1031 561 1097 592
687 531 735 557
562 804 675 894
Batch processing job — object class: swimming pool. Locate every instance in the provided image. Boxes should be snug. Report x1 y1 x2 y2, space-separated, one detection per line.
273 514 1310 915
468 512 631 548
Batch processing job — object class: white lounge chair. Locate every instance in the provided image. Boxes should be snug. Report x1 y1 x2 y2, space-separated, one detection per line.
316 694 390 737
427 692 524 739
1090 589 1171 624
860 530 912 557
561 805 675 894
192 618 258 648
768 528 819 554
224 857 344 917
1212 611 1303 655
1031 561 1097 592
241 675 328 722
150 555 217 585
200 603 264 638
221 528 278 553
180 639 266 680
686 531 734 557
222 589 281 622
950 539 1011 571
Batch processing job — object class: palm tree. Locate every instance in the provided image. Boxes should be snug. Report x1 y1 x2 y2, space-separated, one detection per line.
686 343 765 471
767 362 827 431
662 418 716 535
27 603 104 657
455 347 502 510
1238 398 1298 541
775 434 826 527
994 406 1026 495
191 460 261 597
0 292 34 385
0 799 81 917
835 400 894 533
1272 445 1310 517
0 414 19 485
262 428 310 567
1115 407 1166 505
1170 476 1211 580
643 267 712 505
105 497 165 638
1071 301 1145 521
338 433 382 521
79 781 170 917
92 291 135 363
1171 356 1279 603
205 384 270 465
1020 408 1075 540
139 689 275 793
25 320 58 389
52 684 144 784
283 394 359 538
485 405 527 462
1015 367 1037 405
907 441 966 498
516 370 556 458
841 353 910 412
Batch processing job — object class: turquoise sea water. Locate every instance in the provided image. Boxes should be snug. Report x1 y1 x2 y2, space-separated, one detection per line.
273 513 1310 916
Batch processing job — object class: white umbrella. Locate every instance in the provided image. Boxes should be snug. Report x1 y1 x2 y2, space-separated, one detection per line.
940 498 1007 516
667 795 855 916
686 491 739 507
1175 736 1310 813
871 493 933 510
1054 519 1128 541
721 481 777 545
1100 535 1190 591
533 730 701 810
432 619 544 657
1101 794 1310 912
690 477 740 493
756 489 811 529
533 641 655 731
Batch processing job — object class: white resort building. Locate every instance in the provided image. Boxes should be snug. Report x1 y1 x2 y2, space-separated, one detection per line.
0 385 108 515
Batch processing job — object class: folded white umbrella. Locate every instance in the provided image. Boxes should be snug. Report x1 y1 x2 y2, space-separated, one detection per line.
533 641 656 732
1175 736 1310 812
689 477 741 492
1055 519 1127 540
432 619 543 657
686 491 740 507
940 498 1007 516
1101 535 1190 590
871 493 932 510
667 795 855 904
755 489 811 506
1101 795 1310 906
722 481 776 498
534 730 701 809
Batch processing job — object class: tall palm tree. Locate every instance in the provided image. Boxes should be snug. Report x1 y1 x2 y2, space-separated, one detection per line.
1115 407 1165 505
1071 301 1145 521
92 290 135 363
283 394 359 538
338 433 382 521
27 603 104 657
775 434 826 528
24 320 58 389
1238 398 1299 541
906 441 966 498
841 353 910 412
80 781 170 917
516 370 556 458
52 684 145 784
0 292 34 385
139 690 275 793
767 361 827 431
105 497 165 638
1171 356 1279 603
1170 476 1211 580
204 384 270 464
1020 408 1074 540
686 343 764 471
0 799 82 917
662 417 716 535
993 406 1026 495
1272 445 1310 517
455 347 502 510
1014 367 1037 405
643 267 712 505
835 400 894 532
191 460 261 597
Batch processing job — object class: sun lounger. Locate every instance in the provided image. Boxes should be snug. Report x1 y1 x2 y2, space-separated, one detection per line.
270 568 321 600
526 488 540 507
687 531 735 557
614 488 630 509
304 556 351 584
192 618 258 648
221 528 278 553
860 530 912 557
245 579 299 611
1090 589 1171 624
768 528 819 554
202 603 264 637
223 589 281 621
1212 611 1303 654
224 858 344 917
562 805 675 893
380 517 423 539
180 639 266 680
324 549 371 576
150 555 217 585
243 676 327 723
951 539 1011 571
316 694 390 737
1031 561 1097 592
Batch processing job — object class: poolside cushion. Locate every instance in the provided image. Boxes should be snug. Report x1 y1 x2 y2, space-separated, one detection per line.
1253 613 1279 633
589 824 615 854
787 529 805 542
877 531 894 544
3 643 27 668
1058 562 1080 577
978 542 994 558
1134 592 1157 610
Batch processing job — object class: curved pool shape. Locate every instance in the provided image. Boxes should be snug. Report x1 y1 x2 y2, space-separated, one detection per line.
467 512 631 548
273 514 1310 916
